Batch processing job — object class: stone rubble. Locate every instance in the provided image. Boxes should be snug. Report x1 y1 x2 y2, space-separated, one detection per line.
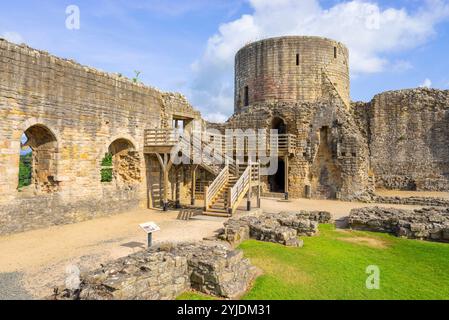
348 207 449 242
51 242 257 300
372 195 449 208
168 243 257 299
217 211 331 247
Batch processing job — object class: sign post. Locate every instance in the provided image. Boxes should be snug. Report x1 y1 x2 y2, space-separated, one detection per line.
139 222 161 249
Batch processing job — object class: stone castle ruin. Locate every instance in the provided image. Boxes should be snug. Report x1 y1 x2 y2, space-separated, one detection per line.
0 36 448 235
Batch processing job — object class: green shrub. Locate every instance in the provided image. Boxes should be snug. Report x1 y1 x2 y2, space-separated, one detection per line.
101 168 113 182
101 153 113 167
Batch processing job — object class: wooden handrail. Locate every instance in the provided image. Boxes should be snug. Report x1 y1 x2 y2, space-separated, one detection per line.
204 166 229 210
202 131 297 155
228 165 251 214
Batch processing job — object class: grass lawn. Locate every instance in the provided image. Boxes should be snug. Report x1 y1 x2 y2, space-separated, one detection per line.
178 224 449 300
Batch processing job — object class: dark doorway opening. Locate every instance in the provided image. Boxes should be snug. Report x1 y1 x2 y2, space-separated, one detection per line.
269 158 285 193
272 117 286 134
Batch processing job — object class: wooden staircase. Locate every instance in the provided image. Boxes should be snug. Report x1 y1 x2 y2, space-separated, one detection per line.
206 174 238 215
204 162 260 217
143 129 263 214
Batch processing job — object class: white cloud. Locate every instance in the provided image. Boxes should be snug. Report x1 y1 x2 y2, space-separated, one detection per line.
204 112 229 123
419 78 432 88
189 0 449 119
1 31 24 44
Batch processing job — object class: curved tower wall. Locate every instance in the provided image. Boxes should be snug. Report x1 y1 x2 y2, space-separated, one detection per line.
234 36 350 113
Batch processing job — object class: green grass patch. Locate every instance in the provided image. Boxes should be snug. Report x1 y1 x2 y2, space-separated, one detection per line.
177 291 218 301
182 224 449 300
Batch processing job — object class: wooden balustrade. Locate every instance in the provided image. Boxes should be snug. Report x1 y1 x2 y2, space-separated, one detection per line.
144 129 179 146
204 166 229 211
228 165 251 214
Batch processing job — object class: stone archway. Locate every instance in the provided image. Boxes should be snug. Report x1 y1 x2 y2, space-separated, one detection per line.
105 138 142 186
19 124 59 193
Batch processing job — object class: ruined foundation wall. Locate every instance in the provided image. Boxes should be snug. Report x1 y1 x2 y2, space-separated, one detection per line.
0 39 197 235
354 88 449 191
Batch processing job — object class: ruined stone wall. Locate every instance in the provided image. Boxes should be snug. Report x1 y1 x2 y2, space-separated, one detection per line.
353 88 449 191
234 36 350 113
0 39 199 235
349 206 449 242
53 242 257 300
216 101 371 201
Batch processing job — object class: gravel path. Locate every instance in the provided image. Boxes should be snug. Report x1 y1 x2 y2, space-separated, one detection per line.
0 272 34 300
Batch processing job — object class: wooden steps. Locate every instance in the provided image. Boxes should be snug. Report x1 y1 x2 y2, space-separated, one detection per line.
206 174 238 211
202 210 232 218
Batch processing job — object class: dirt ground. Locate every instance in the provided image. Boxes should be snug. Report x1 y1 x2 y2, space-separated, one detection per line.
0 209 228 299
0 195 434 299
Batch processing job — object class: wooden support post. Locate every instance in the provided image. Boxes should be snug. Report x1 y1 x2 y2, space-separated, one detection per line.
156 153 173 212
227 189 233 215
175 167 181 209
204 186 209 211
163 167 169 211
247 160 252 211
284 156 289 201
191 165 198 206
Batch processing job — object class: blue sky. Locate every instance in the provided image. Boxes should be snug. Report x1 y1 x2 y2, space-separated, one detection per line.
1 0 449 122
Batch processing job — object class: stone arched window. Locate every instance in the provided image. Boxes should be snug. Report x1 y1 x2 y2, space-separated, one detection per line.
101 138 141 186
18 124 59 193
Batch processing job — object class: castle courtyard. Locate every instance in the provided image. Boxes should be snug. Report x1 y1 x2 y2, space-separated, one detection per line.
0 193 445 300
1 8 449 302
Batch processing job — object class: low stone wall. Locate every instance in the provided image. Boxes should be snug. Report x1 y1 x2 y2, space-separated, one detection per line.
53 250 189 300
0 187 140 236
169 243 257 299
52 242 256 300
218 211 329 247
348 207 449 242
372 195 449 208
278 210 333 224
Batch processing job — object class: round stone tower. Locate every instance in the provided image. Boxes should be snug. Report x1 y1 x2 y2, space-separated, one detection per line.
234 36 350 113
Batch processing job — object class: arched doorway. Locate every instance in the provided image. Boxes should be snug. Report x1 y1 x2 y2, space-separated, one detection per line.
101 139 141 186
18 125 59 193
272 117 287 134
